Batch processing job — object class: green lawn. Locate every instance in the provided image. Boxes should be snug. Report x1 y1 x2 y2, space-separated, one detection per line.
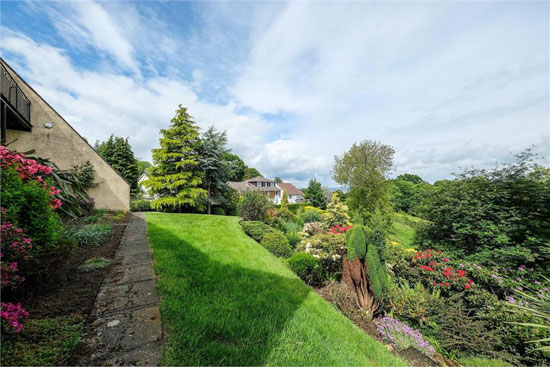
388 212 424 248
146 213 405 366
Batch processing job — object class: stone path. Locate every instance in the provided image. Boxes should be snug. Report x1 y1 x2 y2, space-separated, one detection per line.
78 213 162 366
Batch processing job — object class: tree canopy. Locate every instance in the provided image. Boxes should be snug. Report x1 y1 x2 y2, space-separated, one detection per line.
198 126 233 214
143 106 206 211
333 140 394 223
303 179 326 209
95 135 139 196
222 153 247 182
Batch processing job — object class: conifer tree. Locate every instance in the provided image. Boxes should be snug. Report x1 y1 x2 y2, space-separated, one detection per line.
304 179 326 209
324 192 352 228
198 126 232 214
144 106 206 211
281 190 289 208
95 135 139 196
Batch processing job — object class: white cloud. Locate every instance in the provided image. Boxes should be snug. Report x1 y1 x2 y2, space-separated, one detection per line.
1 1 548 187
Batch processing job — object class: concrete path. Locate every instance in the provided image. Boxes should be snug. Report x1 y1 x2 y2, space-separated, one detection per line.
78 213 162 366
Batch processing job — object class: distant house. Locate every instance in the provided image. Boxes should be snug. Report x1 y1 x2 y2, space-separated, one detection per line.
277 182 305 203
227 176 304 204
0 58 130 211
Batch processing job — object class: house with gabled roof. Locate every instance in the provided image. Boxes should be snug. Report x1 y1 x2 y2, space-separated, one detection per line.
227 176 304 204
1 58 130 211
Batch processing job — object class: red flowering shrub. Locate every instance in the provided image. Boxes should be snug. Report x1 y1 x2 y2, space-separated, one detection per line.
0 303 29 333
413 249 474 294
324 225 353 235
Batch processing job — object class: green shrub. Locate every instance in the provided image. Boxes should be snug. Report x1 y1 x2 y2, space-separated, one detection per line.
130 199 152 212
460 357 512 367
287 253 325 286
346 225 366 260
260 232 292 258
82 209 107 224
367 228 387 264
238 191 271 221
212 207 226 215
295 233 345 278
282 221 302 234
275 203 310 214
366 243 388 301
1 168 61 254
300 210 322 223
71 224 114 247
285 231 302 249
240 221 277 242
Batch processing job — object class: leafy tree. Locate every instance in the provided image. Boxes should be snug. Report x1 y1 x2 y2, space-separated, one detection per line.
96 135 139 196
391 174 433 217
137 160 152 176
243 167 261 180
304 179 327 209
333 140 394 224
274 177 283 183
222 153 246 182
417 148 550 270
143 106 206 211
198 126 233 215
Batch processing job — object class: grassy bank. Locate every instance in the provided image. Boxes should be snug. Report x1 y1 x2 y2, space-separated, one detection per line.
146 213 405 366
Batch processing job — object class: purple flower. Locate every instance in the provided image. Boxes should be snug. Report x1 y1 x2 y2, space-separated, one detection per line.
535 281 541 285
491 274 498 278
517 277 522 282
508 296 515 304
517 286 523 291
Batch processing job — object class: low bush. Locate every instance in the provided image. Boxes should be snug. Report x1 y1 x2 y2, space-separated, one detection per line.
282 221 302 234
295 233 346 279
78 257 111 272
238 191 271 221
285 231 302 249
375 316 435 358
302 222 324 237
212 207 225 215
274 203 310 214
70 224 114 247
82 209 107 224
240 221 277 242
131 199 152 212
300 210 322 223
287 253 325 286
260 232 292 258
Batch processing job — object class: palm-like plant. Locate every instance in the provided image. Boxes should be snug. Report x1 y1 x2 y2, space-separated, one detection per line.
508 276 550 353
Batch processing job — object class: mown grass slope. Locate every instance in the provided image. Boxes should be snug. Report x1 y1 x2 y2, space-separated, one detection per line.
146 213 405 366
389 212 425 248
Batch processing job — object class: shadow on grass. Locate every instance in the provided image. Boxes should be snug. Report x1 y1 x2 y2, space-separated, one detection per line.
147 220 311 366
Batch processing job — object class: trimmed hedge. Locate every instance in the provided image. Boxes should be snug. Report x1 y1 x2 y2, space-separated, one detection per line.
240 221 277 242
260 232 292 258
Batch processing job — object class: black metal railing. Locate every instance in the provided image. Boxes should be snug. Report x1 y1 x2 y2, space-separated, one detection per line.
1 63 31 123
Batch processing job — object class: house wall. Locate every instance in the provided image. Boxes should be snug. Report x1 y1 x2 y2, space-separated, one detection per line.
2 60 130 211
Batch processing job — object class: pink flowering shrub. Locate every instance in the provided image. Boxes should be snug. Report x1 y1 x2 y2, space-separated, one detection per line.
0 303 29 333
324 225 353 235
0 220 32 289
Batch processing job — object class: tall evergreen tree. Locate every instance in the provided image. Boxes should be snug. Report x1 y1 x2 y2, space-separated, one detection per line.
144 106 206 211
304 179 327 209
243 167 261 180
95 135 139 196
198 126 232 214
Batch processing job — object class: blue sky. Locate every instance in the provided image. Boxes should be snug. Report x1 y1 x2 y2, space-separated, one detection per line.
1 1 548 186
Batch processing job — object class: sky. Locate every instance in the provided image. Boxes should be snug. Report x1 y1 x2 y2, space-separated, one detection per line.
1 1 548 186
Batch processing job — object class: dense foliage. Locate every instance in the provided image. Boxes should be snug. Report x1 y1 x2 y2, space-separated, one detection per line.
260 232 292 258
303 179 326 209
198 126 233 214
143 106 207 211
95 135 139 196
287 253 325 286
222 153 246 182
333 140 394 225
240 221 278 242
237 191 271 221
130 199 152 212
417 150 550 271
391 174 433 217
324 192 352 228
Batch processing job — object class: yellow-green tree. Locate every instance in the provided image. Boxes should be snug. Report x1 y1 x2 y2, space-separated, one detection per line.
324 192 351 228
144 106 206 211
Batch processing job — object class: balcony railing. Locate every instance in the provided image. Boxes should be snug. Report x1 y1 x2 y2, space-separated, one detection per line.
1 63 31 124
